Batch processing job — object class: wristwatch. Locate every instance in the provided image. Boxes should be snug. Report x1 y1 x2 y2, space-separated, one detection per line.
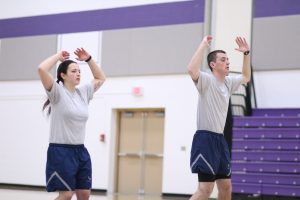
244 50 250 55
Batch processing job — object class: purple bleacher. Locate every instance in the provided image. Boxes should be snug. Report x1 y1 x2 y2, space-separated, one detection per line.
232 139 299 150
232 108 300 198
252 108 300 117
262 184 299 197
232 150 300 162
231 161 299 173
233 127 300 139
232 183 299 197
232 182 262 195
232 172 300 186
233 116 300 127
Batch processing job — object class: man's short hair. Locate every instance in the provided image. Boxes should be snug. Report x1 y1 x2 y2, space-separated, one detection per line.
207 50 226 71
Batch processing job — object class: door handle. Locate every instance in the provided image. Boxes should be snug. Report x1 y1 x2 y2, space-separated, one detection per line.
144 152 163 157
118 152 140 157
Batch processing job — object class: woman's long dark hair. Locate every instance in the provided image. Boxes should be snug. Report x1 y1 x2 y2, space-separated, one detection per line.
42 60 76 116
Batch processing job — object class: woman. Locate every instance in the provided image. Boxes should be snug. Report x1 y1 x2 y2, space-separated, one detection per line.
38 48 106 200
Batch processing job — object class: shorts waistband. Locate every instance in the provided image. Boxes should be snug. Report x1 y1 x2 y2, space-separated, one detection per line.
49 143 84 148
196 130 223 136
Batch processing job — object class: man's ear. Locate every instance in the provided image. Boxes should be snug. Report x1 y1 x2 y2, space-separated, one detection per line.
210 62 215 69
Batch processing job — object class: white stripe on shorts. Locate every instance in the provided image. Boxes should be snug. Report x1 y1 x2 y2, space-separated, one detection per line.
191 153 216 175
47 171 72 191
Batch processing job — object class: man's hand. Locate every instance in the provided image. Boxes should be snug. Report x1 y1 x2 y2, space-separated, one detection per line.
203 35 213 47
235 36 250 53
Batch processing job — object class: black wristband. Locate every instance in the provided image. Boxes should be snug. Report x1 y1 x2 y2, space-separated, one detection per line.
85 56 92 62
244 50 250 55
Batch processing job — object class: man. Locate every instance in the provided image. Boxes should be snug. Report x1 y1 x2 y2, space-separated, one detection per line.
187 35 251 200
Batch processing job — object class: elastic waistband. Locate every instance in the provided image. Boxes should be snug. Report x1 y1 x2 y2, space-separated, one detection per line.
196 130 223 136
49 143 84 148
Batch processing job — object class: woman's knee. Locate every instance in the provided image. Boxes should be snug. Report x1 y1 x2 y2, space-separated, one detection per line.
76 189 91 200
57 191 73 200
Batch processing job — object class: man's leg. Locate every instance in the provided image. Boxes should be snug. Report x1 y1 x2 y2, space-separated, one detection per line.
216 179 232 200
189 182 215 200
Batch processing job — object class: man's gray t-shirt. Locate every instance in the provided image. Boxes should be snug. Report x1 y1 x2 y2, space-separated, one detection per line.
194 72 243 134
46 82 94 144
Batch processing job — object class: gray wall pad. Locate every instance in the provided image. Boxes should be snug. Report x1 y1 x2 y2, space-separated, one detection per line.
0 35 57 81
252 15 300 71
102 23 203 76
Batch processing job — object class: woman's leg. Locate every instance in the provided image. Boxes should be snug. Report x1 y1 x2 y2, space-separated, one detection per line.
75 189 91 200
54 191 74 200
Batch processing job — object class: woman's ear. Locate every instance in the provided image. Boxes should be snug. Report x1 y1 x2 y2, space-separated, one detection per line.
60 72 66 80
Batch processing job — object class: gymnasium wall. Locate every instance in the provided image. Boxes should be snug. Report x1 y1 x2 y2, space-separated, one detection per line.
0 0 203 80
0 0 205 195
102 23 203 76
0 35 57 80
0 0 192 19
252 0 300 107
0 0 300 198
252 0 300 71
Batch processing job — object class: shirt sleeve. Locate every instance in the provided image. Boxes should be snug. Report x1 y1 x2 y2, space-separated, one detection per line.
227 75 243 94
194 71 212 94
45 82 61 104
77 83 94 103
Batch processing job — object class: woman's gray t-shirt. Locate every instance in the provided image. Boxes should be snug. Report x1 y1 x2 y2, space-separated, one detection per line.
46 82 94 144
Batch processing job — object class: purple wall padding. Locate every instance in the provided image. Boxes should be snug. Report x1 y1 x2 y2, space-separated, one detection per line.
0 0 204 38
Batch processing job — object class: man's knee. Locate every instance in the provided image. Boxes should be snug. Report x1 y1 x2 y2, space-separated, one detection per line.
217 179 232 193
197 182 214 197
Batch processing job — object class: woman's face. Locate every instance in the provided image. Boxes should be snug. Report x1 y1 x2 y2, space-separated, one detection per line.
62 63 81 85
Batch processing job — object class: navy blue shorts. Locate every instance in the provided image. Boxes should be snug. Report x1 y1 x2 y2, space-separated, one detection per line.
46 143 92 192
190 130 231 181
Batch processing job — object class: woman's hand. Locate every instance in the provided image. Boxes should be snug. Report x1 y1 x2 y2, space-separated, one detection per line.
58 51 70 62
74 48 91 62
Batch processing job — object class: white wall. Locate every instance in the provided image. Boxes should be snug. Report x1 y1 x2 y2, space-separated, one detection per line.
211 0 252 72
98 75 199 194
0 74 200 195
0 0 190 19
254 70 300 108
0 81 49 186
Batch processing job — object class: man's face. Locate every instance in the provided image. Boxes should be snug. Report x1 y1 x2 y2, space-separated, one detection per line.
211 52 230 76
